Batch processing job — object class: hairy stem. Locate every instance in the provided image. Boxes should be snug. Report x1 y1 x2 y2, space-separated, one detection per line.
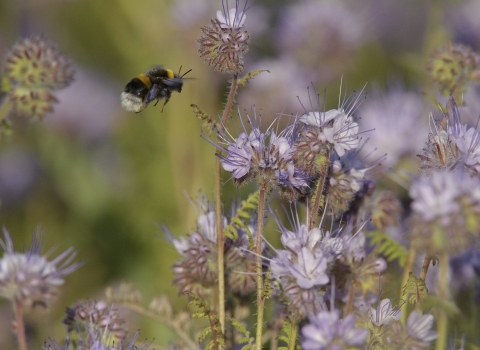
215 74 238 334
14 300 27 350
309 149 330 230
256 189 266 350
435 251 449 350
344 280 355 316
400 246 417 324
215 154 225 334
416 255 432 313
287 319 298 350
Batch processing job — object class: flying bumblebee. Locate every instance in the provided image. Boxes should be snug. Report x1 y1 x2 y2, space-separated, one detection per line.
120 66 192 113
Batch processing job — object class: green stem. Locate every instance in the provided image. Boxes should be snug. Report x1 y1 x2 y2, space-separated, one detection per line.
215 74 238 334
417 255 432 313
400 247 417 324
435 251 449 350
14 300 27 350
344 280 355 316
287 319 298 350
255 189 266 350
0 98 10 124
309 148 330 230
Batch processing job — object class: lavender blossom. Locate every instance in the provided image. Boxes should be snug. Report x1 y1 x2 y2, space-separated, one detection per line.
409 169 480 255
217 108 312 200
406 311 438 343
0 228 82 308
369 298 402 326
301 310 368 350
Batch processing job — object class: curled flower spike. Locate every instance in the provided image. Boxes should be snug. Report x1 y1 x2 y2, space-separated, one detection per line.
2 36 75 120
197 0 250 74
0 228 82 309
164 195 260 298
295 85 365 177
212 106 312 201
427 42 480 97
63 300 127 343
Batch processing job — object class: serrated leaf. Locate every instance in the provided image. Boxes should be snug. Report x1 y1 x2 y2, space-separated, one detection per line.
402 272 428 305
367 231 409 267
237 70 270 88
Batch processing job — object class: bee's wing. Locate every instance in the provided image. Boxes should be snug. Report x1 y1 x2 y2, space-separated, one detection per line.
162 77 184 87
145 84 166 105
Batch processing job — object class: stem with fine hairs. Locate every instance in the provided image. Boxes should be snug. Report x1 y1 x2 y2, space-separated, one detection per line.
400 246 417 324
309 149 330 230
14 300 27 350
255 188 266 350
215 74 238 334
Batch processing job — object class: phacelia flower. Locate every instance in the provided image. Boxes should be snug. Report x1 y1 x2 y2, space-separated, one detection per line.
165 195 260 298
197 0 249 74
270 246 329 317
216 108 312 201
63 300 127 343
2 36 75 120
418 98 480 176
294 87 363 177
376 310 437 350
426 42 480 97
409 169 480 255
326 146 383 216
369 298 402 327
357 87 428 169
301 310 368 350
0 228 82 309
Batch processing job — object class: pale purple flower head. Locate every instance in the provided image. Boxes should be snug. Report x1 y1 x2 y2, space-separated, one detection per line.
0 228 82 308
410 170 480 223
217 108 312 200
406 310 438 343
301 310 368 350
369 298 402 326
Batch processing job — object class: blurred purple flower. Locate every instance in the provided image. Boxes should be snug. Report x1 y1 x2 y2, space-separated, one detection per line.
301 310 368 350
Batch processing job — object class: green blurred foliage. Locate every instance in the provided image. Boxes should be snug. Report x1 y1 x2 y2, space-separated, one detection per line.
0 0 478 348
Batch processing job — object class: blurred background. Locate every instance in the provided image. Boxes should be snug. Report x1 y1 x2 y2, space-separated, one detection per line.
0 0 480 348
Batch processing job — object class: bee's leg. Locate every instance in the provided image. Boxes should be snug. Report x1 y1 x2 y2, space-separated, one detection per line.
160 91 172 113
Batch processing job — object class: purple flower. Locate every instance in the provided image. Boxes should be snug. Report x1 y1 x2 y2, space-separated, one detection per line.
406 311 438 343
289 247 329 289
0 228 82 308
369 298 402 326
301 310 368 350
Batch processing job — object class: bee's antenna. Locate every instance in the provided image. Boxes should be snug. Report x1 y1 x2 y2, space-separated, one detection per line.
178 65 183 76
182 69 192 78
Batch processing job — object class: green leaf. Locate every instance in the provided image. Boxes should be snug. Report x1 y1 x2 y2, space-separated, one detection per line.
366 230 409 266
402 272 428 305
237 70 270 88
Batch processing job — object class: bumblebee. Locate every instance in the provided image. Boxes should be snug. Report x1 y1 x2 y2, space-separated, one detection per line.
120 66 191 113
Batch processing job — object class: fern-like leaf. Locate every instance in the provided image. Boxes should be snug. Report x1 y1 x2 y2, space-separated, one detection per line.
367 230 409 266
186 292 224 350
231 319 254 350
277 318 300 350
224 190 260 240
237 70 270 88
402 272 428 305
191 103 219 136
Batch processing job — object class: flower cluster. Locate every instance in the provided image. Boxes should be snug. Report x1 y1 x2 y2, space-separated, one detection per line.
1 36 75 120
166 196 258 298
408 169 480 255
63 300 128 343
197 0 249 74
0 228 81 309
426 42 480 97
301 310 368 350
268 213 386 318
217 109 312 201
